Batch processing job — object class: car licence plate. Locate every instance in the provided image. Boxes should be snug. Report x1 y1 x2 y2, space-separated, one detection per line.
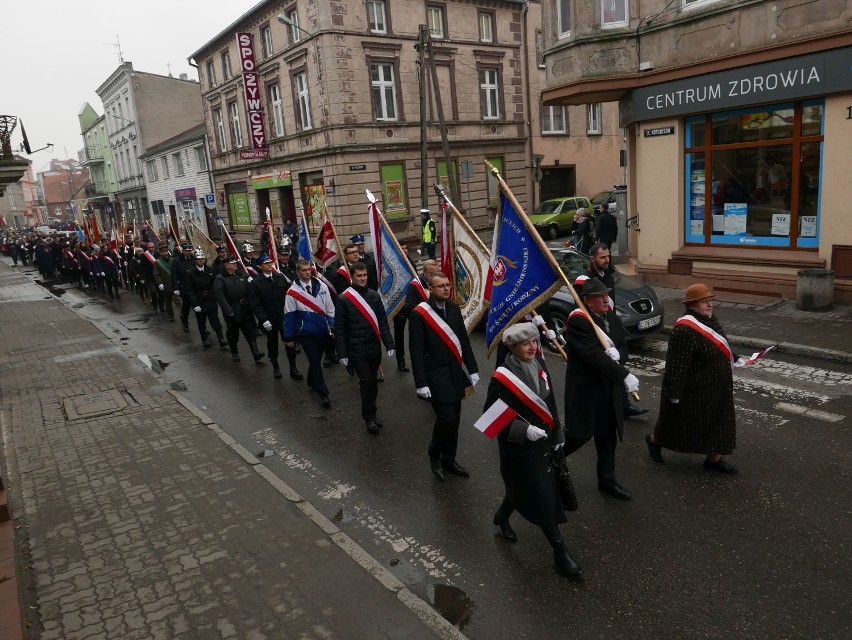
638 315 662 330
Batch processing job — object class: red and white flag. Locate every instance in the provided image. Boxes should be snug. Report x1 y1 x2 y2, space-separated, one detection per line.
745 345 774 366
440 200 453 297
367 201 383 283
474 399 516 439
313 216 338 269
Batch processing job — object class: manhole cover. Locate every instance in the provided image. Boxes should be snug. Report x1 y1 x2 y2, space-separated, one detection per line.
63 389 127 420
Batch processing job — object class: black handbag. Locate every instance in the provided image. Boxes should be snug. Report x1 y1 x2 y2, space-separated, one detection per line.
551 449 578 512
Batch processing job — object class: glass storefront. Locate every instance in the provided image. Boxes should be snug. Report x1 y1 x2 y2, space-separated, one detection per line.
684 100 823 248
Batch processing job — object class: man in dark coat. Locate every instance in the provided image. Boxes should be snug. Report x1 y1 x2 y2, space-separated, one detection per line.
334 262 395 433
563 278 640 501
409 271 479 480
394 259 439 372
139 242 161 313
185 251 227 349
214 257 265 363
171 244 196 331
152 245 175 320
350 234 379 291
249 254 303 381
594 204 618 248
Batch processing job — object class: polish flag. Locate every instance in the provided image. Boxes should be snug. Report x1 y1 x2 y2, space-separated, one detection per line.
313 217 337 268
474 399 516 439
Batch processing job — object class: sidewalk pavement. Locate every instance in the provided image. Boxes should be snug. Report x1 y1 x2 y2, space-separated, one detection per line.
0 260 462 640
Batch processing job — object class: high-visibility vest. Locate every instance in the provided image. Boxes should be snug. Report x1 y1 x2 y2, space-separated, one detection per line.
422 219 435 243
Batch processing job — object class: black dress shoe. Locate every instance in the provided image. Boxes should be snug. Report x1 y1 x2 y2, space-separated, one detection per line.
182 324 190 333
492 516 518 543
704 458 737 474
625 404 650 418
397 361 410 372
373 417 383 427
599 484 632 500
442 460 470 478
645 434 664 464
290 368 304 380
554 549 584 581
430 458 445 481
320 395 331 409
366 421 380 434
273 367 283 380
376 371 384 383
232 353 241 362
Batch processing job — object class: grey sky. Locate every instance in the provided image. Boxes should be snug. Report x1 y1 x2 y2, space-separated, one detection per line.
3 0 256 172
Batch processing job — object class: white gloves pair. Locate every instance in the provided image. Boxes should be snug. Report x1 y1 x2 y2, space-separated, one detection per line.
193 306 202 313
623 373 640 393
605 347 620 362
158 284 165 291
262 320 273 332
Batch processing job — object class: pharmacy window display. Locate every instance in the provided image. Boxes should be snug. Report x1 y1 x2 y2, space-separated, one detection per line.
684 100 823 248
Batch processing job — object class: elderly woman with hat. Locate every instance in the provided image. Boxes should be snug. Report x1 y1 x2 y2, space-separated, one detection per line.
485 322 583 581
645 283 738 473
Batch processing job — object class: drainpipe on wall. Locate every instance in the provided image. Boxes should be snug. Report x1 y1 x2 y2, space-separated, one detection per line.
521 1 536 211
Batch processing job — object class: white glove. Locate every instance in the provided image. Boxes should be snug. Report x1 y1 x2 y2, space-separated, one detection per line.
158 284 164 291
139 279 144 284
670 398 680 404
100 272 106 277
387 349 395 358
470 373 480 386
554 442 564 451
262 320 273 331
173 290 180 297
416 386 432 399
247 276 253 283
193 306 202 313
544 329 556 341
623 373 640 393
734 356 747 368
525 425 548 441
339 358 349 366
606 347 620 361
531 315 546 328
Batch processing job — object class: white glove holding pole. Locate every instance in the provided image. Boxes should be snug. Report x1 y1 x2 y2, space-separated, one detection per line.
734 356 747 368
605 347 620 362
544 329 556 341
262 320 273 331
470 373 480 386
158 284 164 291
623 373 640 393
526 425 548 441
531 315 546 328
416 386 432 399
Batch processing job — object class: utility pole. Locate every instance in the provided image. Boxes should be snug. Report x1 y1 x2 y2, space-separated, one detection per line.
425 30 458 207
417 26 428 211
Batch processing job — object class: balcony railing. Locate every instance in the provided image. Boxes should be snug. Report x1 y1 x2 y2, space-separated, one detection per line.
79 146 104 165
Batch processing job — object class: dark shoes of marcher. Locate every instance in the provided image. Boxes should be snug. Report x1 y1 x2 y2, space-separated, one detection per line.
492 516 518 543
553 545 584 582
704 458 737 474
645 434 664 463
289 368 304 380
430 457 445 481
397 360 410 372
366 420 380 434
272 367 283 380
599 484 632 500
442 460 470 478
320 394 331 409
625 404 650 419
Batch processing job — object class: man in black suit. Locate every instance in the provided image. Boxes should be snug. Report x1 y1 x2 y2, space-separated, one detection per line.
409 272 479 481
594 204 618 249
563 278 640 500
395 258 439 372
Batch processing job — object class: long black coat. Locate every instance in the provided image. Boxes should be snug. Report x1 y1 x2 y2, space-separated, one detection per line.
654 312 737 455
171 255 195 292
486 356 566 528
185 265 218 311
409 298 478 402
594 210 618 247
564 310 629 440
250 271 293 326
334 285 394 361
214 271 252 321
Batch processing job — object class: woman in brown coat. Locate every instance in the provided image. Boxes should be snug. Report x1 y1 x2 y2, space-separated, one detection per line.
645 283 739 473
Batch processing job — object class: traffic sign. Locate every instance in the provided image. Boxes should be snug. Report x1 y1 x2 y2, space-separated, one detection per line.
204 193 216 210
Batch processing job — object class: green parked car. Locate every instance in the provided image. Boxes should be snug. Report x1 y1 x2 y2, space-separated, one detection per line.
529 196 592 240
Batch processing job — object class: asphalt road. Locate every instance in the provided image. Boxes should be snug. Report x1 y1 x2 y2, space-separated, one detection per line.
53 279 852 640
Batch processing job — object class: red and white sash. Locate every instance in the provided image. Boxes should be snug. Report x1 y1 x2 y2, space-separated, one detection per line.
142 250 156 264
674 315 734 367
410 277 428 301
77 250 92 264
287 285 327 316
337 264 352 285
411 302 463 365
492 366 554 430
102 255 116 266
341 287 380 341
64 250 78 265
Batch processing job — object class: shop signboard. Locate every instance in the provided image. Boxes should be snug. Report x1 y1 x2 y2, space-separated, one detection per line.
236 32 269 161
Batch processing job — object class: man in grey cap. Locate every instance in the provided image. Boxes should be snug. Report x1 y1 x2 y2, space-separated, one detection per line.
420 208 437 259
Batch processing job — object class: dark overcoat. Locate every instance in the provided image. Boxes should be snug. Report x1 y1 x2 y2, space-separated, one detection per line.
486 356 567 528
409 298 478 402
564 310 629 440
334 285 394 361
250 270 293 326
654 311 737 455
185 265 219 312
214 271 252 321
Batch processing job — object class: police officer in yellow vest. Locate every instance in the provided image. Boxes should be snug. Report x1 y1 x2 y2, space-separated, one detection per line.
421 208 437 259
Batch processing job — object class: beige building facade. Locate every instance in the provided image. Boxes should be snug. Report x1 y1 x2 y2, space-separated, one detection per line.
542 0 852 301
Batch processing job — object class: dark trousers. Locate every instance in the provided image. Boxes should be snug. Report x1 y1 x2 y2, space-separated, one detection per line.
161 291 174 319
180 296 191 327
393 315 407 363
352 357 381 420
429 400 462 462
264 327 298 370
104 277 120 299
149 284 163 311
565 434 618 488
224 315 256 353
299 335 329 395
195 304 222 337
425 242 436 259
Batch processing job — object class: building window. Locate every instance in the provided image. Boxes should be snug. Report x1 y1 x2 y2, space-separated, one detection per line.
479 68 500 120
586 103 602 134
427 5 445 39
367 0 387 34
535 30 545 68
261 25 273 58
684 0 719 7
228 101 243 147
294 72 312 130
269 84 285 137
195 146 208 171
602 1 628 27
181 199 195 218
161 157 170 179
557 0 571 37
478 12 493 43
222 52 232 79
146 160 158 182
684 100 824 249
541 105 567 134
206 61 217 88
285 9 301 44
370 63 398 122
172 152 184 176
486 156 503 206
214 108 227 153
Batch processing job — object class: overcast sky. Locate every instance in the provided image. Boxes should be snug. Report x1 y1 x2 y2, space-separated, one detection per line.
3 0 257 173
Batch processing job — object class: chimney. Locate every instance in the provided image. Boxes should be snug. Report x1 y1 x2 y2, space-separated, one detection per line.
179 73 188 80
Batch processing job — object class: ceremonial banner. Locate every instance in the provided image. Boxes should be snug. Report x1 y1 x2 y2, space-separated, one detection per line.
297 211 312 262
451 212 491 333
190 221 220 263
313 216 338 268
219 222 248 272
376 213 417 319
484 191 563 355
368 201 383 283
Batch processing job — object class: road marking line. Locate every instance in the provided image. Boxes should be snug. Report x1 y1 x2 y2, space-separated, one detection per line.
774 402 844 423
